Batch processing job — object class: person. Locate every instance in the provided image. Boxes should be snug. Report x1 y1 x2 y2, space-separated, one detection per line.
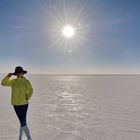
1 66 33 140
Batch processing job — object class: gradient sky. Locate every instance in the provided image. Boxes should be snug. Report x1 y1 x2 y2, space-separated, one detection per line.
0 0 140 74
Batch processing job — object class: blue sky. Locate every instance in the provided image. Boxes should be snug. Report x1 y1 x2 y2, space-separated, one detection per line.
0 0 140 74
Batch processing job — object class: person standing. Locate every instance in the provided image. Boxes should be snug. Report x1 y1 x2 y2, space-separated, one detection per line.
1 66 33 140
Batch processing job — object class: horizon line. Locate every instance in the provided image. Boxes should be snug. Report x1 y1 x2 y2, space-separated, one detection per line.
1 73 140 75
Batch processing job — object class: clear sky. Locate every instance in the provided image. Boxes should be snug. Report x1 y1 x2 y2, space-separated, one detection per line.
0 0 140 74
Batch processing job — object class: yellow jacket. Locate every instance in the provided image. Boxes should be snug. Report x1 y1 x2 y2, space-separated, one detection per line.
1 76 33 105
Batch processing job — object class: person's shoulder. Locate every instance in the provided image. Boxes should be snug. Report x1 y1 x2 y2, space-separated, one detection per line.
12 78 18 84
24 77 31 83
12 78 17 81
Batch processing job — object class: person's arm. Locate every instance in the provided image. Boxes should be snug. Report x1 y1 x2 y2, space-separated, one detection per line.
1 73 13 87
26 80 33 100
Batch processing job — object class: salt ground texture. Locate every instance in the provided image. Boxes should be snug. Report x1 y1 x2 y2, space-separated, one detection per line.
1 74 140 140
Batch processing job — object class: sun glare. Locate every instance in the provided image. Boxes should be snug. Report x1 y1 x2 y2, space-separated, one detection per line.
62 25 75 38
48 1 89 55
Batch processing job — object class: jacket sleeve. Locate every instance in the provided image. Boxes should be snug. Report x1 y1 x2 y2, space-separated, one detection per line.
26 80 33 100
1 76 13 87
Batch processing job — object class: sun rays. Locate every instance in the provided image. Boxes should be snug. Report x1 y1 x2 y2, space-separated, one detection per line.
47 0 90 55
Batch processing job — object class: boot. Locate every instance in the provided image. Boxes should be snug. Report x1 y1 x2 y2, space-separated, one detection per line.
19 126 23 140
22 125 32 140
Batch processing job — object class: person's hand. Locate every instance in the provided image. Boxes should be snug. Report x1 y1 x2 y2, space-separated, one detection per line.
7 73 13 77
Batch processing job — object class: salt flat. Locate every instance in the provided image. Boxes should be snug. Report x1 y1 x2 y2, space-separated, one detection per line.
1 74 140 140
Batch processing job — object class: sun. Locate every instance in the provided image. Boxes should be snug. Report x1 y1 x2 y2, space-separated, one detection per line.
48 1 89 54
62 25 75 38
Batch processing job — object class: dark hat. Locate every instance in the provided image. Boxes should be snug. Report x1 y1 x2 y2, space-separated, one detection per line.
13 66 27 75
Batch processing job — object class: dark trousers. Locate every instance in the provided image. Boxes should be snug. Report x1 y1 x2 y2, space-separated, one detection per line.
13 104 28 127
